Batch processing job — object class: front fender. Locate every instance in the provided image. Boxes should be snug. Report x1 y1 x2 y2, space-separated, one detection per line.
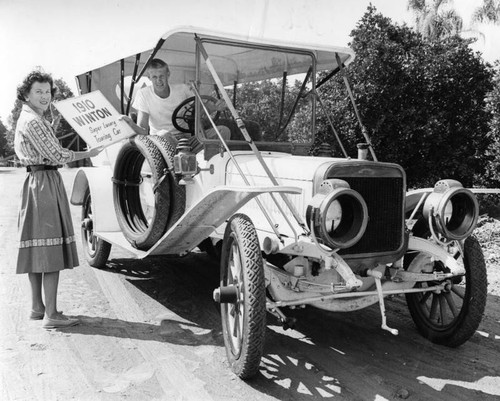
407 236 464 275
405 188 432 214
148 185 302 256
405 187 500 215
70 167 120 232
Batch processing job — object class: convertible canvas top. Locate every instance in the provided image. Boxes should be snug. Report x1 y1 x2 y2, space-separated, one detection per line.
75 0 355 111
75 0 354 73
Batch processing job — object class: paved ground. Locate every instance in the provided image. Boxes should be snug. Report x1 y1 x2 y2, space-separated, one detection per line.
1 166 500 401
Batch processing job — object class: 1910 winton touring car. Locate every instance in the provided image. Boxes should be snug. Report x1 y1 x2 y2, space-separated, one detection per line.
69 11 488 379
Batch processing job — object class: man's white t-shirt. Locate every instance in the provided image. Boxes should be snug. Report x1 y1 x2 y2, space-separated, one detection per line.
132 84 192 135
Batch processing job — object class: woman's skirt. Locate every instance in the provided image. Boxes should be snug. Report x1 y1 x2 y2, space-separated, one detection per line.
16 169 79 274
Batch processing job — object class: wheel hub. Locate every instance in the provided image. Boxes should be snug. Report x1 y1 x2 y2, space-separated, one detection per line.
213 284 239 303
81 217 93 231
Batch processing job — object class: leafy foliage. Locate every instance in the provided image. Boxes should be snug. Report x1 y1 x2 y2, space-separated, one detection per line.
51 78 83 151
482 63 500 186
0 118 8 158
407 0 463 40
472 0 500 25
314 5 493 188
227 78 313 143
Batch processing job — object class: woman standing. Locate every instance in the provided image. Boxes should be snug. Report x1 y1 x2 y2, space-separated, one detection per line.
14 70 102 329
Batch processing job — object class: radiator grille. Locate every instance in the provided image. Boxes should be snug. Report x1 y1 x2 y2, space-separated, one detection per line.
335 176 404 256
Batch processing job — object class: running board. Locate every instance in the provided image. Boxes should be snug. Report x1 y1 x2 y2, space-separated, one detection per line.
98 186 301 258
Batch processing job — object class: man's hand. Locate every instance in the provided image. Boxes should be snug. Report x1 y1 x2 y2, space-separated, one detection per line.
204 99 227 114
118 115 134 126
119 114 148 136
214 99 227 111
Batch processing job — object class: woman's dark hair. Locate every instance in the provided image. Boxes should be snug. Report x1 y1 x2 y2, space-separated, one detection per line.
17 70 57 102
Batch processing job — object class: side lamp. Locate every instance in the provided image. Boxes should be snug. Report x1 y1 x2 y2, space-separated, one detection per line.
173 138 198 185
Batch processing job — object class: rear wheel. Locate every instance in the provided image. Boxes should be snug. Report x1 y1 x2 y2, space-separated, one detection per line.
220 214 266 379
406 221 487 346
81 188 111 268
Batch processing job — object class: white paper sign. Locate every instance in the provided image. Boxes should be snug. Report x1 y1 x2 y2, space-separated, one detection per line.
54 90 135 148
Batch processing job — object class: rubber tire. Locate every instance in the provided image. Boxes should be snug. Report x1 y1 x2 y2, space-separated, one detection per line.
81 188 111 268
220 214 266 379
405 220 487 347
147 135 186 229
113 135 170 250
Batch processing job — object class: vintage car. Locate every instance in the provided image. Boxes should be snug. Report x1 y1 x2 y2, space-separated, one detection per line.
69 16 487 379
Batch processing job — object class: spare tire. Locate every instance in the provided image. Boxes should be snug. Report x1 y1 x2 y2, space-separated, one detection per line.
113 135 170 250
148 135 186 228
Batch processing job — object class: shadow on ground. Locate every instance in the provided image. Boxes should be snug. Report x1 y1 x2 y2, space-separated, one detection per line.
84 250 500 400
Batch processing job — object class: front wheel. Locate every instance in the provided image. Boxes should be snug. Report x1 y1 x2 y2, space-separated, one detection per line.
220 214 266 379
406 234 487 347
81 188 111 268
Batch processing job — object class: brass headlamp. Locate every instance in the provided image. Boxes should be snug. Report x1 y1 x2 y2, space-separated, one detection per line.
306 179 368 249
422 179 478 241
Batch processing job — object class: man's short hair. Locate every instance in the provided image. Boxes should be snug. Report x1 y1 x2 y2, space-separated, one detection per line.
148 58 169 72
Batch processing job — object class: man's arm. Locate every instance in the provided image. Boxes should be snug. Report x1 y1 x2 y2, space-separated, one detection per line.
136 111 150 134
119 111 149 136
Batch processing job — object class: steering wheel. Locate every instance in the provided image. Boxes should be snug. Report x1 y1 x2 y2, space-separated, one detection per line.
172 95 221 133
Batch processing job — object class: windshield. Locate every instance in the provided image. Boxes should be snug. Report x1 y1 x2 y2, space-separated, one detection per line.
198 40 316 145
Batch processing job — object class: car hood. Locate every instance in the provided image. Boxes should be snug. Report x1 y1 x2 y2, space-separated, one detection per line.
226 152 338 185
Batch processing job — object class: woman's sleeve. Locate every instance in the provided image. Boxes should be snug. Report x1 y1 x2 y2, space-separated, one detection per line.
24 119 76 164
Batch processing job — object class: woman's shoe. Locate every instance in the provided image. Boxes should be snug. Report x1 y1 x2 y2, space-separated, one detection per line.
30 309 63 320
29 310 45 320
42 315 79 329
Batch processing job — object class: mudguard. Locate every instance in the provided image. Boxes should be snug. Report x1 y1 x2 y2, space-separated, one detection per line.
70 167 120 233
147 186 301 256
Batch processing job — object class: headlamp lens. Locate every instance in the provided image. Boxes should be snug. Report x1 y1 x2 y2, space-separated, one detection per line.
443 201 453 227
325 199 342 233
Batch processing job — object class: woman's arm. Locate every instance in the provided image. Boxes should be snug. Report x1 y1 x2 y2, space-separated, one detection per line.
25 119 102 163
72 147 102 161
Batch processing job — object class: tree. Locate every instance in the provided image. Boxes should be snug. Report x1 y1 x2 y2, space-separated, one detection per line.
0 118 8 158
315 5 493 188
407 0 463 40
482 63 500 186
228 78 310 143
472 0 500 25
52 78 82 152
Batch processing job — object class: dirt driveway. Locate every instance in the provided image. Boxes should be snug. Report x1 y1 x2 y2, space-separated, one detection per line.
1 167 500 401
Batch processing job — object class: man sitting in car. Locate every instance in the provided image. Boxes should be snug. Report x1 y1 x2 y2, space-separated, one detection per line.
120 58 229 146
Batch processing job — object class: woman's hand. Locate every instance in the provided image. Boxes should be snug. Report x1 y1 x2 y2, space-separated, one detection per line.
87 146 104 158
73 146 104 162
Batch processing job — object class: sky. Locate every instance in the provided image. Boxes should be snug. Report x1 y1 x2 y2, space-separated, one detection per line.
0 0 498 127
